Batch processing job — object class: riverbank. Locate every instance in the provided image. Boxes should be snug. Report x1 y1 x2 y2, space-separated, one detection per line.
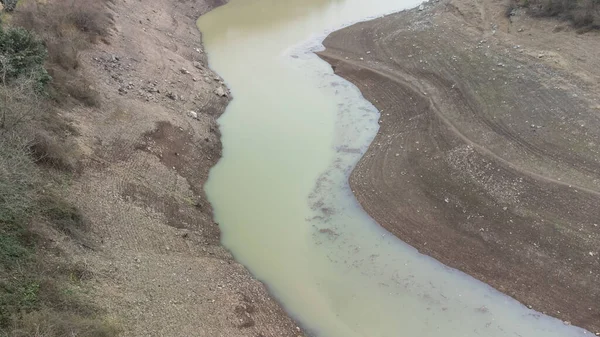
319 0 600 333
7 0 303 335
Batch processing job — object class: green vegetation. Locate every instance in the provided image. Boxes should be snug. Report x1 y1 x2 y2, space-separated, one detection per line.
0 1 118 336
0 26 50 89
508 0 600 31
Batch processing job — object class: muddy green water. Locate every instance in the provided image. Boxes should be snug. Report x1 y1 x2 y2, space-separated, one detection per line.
198 1 591 336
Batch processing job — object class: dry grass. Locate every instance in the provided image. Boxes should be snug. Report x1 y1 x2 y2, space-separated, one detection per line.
9 310 119 337
508 0 600 31
13 0 114 106
0 2 117 335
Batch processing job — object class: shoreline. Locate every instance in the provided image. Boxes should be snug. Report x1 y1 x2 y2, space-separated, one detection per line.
318 0 600 333
49 0 305 335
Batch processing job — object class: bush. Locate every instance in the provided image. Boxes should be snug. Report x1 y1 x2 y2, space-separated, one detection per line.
510 0 600 30
12 0 113 106
1 0 18 12
0 74 41 131
0 26 50 89
29 131 77 171
0 134 39 226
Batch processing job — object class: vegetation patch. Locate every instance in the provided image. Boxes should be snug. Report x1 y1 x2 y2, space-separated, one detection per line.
12 0 114 106
0 2 118 335
508 0 600 31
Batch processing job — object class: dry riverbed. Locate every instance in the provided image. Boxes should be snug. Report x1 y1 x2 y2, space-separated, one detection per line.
319 0 600 333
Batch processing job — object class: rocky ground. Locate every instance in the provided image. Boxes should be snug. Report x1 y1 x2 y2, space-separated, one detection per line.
319 0 600 333
47 0 303 336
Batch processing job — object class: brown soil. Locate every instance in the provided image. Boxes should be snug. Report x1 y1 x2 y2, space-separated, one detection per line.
319 0 600 333
38 0 304 336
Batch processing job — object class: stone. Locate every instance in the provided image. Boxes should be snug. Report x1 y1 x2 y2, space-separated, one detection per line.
418 4 424 11
215 87 227 97
180 68 190 74
188 111 198 119
193 61 204 70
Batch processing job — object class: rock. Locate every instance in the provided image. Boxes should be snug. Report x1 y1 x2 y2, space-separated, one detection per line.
418 4 424 11
166 91 177 100
180 68 190 75
215 87 227 97
188 111 198 119
193 61 204 70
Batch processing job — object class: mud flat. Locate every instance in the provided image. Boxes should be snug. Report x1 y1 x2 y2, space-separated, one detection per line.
318 0 600 332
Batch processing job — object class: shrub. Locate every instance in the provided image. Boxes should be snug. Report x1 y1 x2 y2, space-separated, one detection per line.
0 73 40 131
29 131 77 171
12 0 113 106
509 0 600 30
1 0 18 12
0 133 39 226
0 26 50 89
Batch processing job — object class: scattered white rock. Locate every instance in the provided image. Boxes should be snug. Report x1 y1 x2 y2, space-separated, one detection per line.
418 4 425 11
188 111 198 119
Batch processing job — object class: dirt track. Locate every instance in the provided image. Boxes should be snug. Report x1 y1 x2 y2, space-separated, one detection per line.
319 0 600 332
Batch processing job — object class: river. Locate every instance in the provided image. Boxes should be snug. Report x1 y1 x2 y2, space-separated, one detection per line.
197 1 591 336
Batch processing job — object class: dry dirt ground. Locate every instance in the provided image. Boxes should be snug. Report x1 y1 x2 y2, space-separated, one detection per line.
319 0 600 333
39 0 303 336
